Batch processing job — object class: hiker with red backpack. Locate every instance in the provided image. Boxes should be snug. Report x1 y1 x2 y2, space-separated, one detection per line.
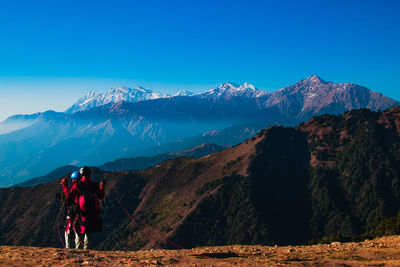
61 166 105 249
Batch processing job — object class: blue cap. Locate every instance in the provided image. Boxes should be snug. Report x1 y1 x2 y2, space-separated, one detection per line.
70 171 79 179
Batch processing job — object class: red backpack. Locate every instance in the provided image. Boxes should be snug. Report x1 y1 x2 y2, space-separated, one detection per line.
77 181 103 233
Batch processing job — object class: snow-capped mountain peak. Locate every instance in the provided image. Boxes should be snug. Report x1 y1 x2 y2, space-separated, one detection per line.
84 90 99 99
240 82 256 91
303 75 326 84
66 90 99 112
202 82 267 98
218 82 240 91
66 86 169 113
174 90 194 97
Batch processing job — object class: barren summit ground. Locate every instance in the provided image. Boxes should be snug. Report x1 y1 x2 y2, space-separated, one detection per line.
1 235 400 266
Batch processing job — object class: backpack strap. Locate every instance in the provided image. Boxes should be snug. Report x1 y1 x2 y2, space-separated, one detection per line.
77 179 98 194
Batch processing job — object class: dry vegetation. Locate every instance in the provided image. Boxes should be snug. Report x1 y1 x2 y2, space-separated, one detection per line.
2 235 400 266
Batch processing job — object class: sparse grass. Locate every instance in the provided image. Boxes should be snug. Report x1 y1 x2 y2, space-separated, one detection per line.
4 235 400 266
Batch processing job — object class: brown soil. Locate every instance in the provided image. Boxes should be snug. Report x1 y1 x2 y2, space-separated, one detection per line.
2 235 400 266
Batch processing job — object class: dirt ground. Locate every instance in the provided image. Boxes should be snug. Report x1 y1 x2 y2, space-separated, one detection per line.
2 235 400 266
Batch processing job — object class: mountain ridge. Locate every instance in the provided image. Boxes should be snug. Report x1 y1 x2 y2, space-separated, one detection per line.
62 75 397 116
65 86 170 114
0 76 397 187
14 143 229 187
1 106 400 250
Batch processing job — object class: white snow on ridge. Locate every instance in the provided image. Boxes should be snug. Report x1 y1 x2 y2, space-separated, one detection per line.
173 90 194 97
66 82 270 114
200 82 268 98
66 86 169 114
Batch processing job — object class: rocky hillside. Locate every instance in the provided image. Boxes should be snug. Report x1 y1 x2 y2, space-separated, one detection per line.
1 106 400 250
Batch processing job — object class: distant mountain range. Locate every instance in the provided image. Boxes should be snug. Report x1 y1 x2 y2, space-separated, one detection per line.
16 143 228 187
65 82 264 114
66 87 170 114
0 75 397 187
65 75 396 118
66 86 197 114
2 106 400 249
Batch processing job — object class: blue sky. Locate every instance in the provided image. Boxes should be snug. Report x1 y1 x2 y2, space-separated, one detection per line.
0 0 399 121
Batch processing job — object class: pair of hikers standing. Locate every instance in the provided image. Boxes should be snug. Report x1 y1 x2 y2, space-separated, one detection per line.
61 166 105 249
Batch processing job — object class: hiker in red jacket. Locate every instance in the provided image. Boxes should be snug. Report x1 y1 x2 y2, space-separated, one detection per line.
64 170 79 249
61 166 105 249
